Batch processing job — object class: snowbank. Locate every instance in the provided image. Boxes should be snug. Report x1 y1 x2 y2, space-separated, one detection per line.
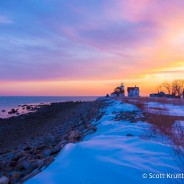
26 100 182 184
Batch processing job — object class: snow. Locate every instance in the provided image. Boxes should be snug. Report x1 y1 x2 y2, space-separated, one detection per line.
146 102 184 117
26 100 183 184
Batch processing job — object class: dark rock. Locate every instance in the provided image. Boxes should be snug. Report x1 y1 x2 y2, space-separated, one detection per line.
126 134 134 137
92 126 97 132
27 158 36 164
51 143 64 156
16 162 25 171
26 163 38 175
68 130 81 142
20 169 41 182
30 149 39 155
60 139 67 145
8 109 17 114
24 146 32 151
1 110 6 113
4 166 13 173
18 156 28 164
35 154 44 159
0 176 9 184
17 160 38 175
4 152 15 162
26 106 31 110
10 172 21 184
36 159 44 169
37 144 47 151
11 151 27 162
9 161 17 167
86 124 91 129
41 149 51 157
84 129 94 136
78 125 85 131
0 166 3 177
54 135 62 143
44 156 54 166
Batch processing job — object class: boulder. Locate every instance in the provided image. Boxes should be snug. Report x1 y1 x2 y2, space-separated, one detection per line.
68 130 81 142
9 161 17 167
4 166 13 173
27 158 36 164
50 143 64 156
78 125 85 131
60 139 67 145
36 159 45 169
92 126 97 132
35 154 43 159
44 156 54 167
11 151 27 162
86 124 91 130
8 109 17 114
18 156 28 164
0 176 9 184
37 144 47 151
10 172 21 183
20 169 41 183
26 163 38 175
26 106 31 110
24 146 32 151
41 149 51 157
16 161 26 171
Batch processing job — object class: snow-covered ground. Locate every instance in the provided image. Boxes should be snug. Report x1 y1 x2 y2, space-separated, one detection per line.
146 102 184 117
26 100 183 184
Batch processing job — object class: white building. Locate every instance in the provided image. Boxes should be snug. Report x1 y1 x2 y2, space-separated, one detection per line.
127 86 140 97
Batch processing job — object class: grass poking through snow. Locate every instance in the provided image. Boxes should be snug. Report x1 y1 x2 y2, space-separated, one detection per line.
122 97 184 160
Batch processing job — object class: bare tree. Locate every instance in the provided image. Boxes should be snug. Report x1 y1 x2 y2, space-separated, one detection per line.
157 79 184 97
172 80 184 96
157 81 172 94
163 81 172 94
157 84 162 93
114 87 120 93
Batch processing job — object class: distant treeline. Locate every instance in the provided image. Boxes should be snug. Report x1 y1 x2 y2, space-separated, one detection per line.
158 79 184 97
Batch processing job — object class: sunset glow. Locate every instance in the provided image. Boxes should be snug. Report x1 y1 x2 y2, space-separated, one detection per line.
0 0 184 96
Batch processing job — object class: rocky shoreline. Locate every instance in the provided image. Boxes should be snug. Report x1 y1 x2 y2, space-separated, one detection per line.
0 99 106 184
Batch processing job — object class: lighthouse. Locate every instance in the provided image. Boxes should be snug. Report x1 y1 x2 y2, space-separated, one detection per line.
119 83 125 97
110 83 125 98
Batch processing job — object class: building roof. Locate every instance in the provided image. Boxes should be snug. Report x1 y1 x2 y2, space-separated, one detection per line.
158 91 165 95
127 87 139 93
158 91 165 97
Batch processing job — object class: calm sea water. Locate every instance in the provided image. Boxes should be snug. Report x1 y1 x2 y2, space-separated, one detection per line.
0 96 99 110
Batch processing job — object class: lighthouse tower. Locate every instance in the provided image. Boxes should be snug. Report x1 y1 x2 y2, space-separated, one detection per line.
119 83 125 97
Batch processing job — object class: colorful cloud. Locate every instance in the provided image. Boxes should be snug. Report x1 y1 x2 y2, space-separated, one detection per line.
0 0 184 95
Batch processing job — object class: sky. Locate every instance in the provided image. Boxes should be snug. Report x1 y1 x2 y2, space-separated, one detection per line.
0 0 184 96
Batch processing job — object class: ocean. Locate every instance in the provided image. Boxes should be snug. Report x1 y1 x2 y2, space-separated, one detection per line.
0 96 100 118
